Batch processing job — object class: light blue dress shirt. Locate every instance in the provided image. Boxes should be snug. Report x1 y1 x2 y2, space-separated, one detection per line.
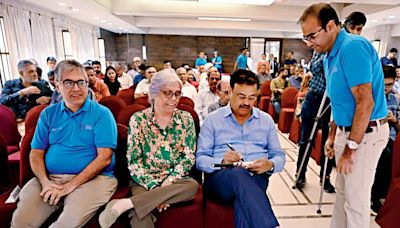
196 105 286 173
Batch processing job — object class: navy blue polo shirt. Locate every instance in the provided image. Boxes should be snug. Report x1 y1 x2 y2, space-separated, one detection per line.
323 29 387 126
31 97 117 176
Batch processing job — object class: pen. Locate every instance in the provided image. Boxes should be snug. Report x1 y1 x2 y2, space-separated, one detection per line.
226 143 244 161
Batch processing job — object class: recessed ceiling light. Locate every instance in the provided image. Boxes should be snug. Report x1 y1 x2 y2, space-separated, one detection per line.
107 23 112 25
118 27 124 29
101 20 107 23
124 29 128 31
199 0 275 5
198 17 251 22
72 8 79 12
58 3 66 6
93 17 99 20
372 19 378 22
388 15 396 19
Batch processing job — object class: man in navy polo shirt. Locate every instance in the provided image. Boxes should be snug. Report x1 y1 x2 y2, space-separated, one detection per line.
11 60 118 227
299 3 389 228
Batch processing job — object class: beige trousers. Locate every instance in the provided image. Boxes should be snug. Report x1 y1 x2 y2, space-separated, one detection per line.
128 178 199 228
330 123 389 228
11 174 117 228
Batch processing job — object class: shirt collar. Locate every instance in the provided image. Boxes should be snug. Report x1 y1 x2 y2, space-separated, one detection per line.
150 108 181 130
223 105 260 120
327 28 346 58
60 96 91 114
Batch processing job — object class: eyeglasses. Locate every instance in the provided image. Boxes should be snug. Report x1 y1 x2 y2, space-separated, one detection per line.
385 83 394 87
209 77 221 82
61 79 88 89
238 94 257 102
302 27 324 43
161 90 182 99
220 90 231 96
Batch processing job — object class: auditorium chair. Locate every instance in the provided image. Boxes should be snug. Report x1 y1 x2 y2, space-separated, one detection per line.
117 88 135 105
376 133 400 228
258 81 272 112
177 104 200 136
277 87 298 133
117 104 148 127
0 133 9 193
99 96 127 120
288 117 301 145
267 101 279 123
133 96 151 108
204 197 234 228
310 129 322 166
0 105 21 154
178 97 195 109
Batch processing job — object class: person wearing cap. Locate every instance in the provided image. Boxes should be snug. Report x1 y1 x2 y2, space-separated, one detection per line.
128 57 142 79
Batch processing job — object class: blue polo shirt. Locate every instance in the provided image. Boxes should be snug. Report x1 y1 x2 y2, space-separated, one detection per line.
323 29 387 126
236 54 248 69
195 57 207 67
31 97 117 176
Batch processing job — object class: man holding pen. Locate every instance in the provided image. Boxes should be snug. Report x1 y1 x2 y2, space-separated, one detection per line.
196 69 285 228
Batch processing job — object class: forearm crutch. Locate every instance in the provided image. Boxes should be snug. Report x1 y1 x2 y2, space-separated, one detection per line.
317 156 329 214
292 91 330 190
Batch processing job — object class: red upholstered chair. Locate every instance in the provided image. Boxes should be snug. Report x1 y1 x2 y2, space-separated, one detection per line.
117 104 148 127
178 97 195 109
277 88 298 133
310 129 322 166
177 104 200 137
258 81 272 112
204 198 234 228
288 118 302 144
267 102 278 123
99 96 127 120
133 96 151 108
376 133 400 228
0 133 9 193
117 88 135 105
0 105 21 154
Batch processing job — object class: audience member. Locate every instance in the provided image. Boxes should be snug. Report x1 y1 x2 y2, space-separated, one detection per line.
381 48 398 67
135 66 157 98
127 57 142 78
176 67 197 101
46 56 57 74
163 60 172 69
393 67 400 97
133 64 147 85
211 51 223 74
208 80 231 114
195 68 221 123
283 51 297 67
270 68 289 116
257 63 273 87
289 67 304 90
195 51 207 68
257 53 270 75
0 60 52 119
196 69 285 228
11 59 117 227
343 11 367 35
99 69 198 228
47 70 56 89
233 48 248 71
104 66 121 95
86 66 110 101
92 60 105 79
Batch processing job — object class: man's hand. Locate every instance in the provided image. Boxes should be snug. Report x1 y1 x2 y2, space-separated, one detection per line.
223 151 242 164
36 96 51 105
160 177 175 188
21 86 41 96
40 179 64 205
387 110 397 124
247 158 274 174
41 181 77 206
324 138 335 159
157 203 170 212
337 147 355 175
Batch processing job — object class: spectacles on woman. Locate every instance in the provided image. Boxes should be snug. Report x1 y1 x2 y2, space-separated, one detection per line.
161 90 182 99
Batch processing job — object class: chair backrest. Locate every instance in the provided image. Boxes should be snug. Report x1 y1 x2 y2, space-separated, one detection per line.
392 132 400 179
24 104 48 132
114 124 131 186
178 97 195 109
133 96 151 108
0 132 9 191
117 104 147 126
177 104 200 136
116 88 135 105
19 128 36 187
99 96 127 120
260 80 272 97
0 105 21 148
281 87 298 109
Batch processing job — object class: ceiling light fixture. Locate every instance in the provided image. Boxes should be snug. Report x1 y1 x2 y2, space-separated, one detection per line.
101 20 107 23
93 17 99 20
58 3 66 6
72 8 79 12
199 0 275 6
372 19 378 22
107 23 112 25
388 15 396 19
198 17 251 22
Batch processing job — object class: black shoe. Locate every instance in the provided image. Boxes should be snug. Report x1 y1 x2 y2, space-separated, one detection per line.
371 200 382 216
322 178 335 193
295 176 306 189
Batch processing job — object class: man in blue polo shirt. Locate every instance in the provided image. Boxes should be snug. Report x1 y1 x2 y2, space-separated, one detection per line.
299 3 389 228
11 60 118 227
233 48 248 71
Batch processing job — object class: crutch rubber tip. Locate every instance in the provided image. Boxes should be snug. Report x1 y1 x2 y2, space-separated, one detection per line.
292 186 296 189
317 209 321 214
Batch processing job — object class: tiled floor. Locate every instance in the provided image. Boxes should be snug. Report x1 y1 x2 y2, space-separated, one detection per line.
271 130 380 227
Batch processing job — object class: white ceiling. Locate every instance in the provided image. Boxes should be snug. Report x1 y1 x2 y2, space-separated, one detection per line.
20 0 400 38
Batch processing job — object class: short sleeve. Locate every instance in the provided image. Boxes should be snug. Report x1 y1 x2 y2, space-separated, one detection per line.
341 41 372 87
31 109 50 150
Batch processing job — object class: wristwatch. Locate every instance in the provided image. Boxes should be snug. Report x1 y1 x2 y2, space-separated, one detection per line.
168 177 175 183
346 139 359 150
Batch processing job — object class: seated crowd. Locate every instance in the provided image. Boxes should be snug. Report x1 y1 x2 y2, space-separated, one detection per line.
0 39 399 227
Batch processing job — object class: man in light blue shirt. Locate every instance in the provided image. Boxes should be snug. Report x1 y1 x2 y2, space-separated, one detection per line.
300 3 389 228
196 69 285 228
11 60 118 227
233 48 248 71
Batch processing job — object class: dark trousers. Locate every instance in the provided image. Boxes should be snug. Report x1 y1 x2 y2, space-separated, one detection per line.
204 167 279 228
296 91 334 179
371 139 393 202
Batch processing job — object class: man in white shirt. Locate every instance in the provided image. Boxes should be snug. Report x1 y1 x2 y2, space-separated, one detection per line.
176 67 197 102
195 69 221 123
114 63 133 89
127 57 142 79
134 66 157 98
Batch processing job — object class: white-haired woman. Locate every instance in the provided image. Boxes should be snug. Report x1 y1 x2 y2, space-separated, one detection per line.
99 69 198 228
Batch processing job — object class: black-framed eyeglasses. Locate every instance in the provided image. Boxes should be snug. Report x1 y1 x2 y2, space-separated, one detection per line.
61 79 88 89
161 90 182 99
302 27 324 43
385 83 394 87
220 90 231 96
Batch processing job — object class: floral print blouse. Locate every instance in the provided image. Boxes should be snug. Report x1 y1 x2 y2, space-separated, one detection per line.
127 108 196 190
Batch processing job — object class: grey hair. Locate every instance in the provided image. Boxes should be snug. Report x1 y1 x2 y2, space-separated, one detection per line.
17 60 35 73
148 69 183 106
54 59 87 82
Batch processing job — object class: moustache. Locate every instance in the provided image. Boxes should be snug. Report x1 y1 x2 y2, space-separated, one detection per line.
239 105 250 109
